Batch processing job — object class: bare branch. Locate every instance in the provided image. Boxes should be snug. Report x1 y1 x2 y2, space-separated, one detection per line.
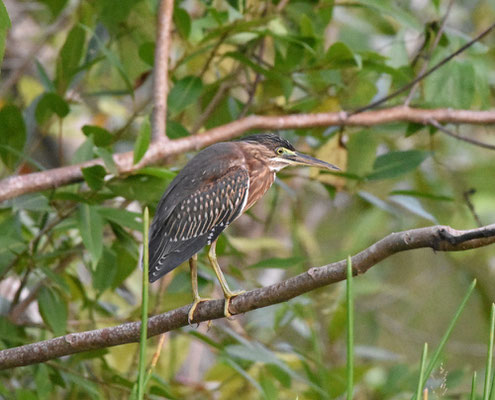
151 0 174 140
0 223 494 370
429 118 495 150
2 106 495 202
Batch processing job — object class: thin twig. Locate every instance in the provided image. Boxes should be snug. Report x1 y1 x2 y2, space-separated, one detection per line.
429 118 495 150
463 189 483 228
151 0 174 140
404 0 455 106
1 223 494 369
351 22 495 115
238 38 266 119
191 82 231 134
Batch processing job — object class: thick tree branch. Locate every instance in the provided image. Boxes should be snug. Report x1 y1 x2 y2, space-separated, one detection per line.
2 106 495 202
151 0 174 140
1 223 494 370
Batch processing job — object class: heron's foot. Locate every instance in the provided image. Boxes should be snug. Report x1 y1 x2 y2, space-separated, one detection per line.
223 290 246 318
188 297 212 325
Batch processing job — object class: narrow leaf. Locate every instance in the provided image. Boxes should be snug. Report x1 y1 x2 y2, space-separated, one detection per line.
56 25 86 93
78 204 104 266
134 120 151 164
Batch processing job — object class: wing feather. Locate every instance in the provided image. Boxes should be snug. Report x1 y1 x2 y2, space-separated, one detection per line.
148 166 249 282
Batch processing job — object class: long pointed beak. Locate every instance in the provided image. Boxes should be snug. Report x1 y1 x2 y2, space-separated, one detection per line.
289 151 341 171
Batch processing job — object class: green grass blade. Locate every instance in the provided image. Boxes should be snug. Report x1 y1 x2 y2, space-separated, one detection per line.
346 255 354 400
471 371 477 400
137 207 150 400
415 343 428 400
489 369 495 400
483 303 495 400
412 279 476 400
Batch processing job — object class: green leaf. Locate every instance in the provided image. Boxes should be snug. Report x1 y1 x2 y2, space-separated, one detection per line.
138 42 155 66
98 206 142 231
134 120 151 164
111 241 137 289
80 24 133 93
425 59 475 109
93 247 117 293
71 136 95 164
35 92 70 124
0 104 27 170
166 120 190 139
0 0 10 67
78 204 104 266
82 165 107 191
355 0 422 30
389 195 436 222
35 60 56 92
37 0 68 17
13 194 51 212
174 7 191 40
35 365 53 398
56 25 86 93
38 287 67 336
108 174 170 203
82 125 113 147
94 147 118 175
347 130 378 176
168 76 203 116
266 364 292 388
388 189 454 202
325 42 359 68
366 150 430 181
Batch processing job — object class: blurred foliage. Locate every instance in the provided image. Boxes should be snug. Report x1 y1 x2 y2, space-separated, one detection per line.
1 0 495 398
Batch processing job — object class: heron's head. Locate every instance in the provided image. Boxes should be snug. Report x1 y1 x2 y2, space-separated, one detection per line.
239 133 340 172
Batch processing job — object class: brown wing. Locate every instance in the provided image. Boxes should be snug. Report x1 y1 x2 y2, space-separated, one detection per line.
148 166 249 283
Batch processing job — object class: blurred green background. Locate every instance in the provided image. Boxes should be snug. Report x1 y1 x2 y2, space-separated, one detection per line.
0 0 494 398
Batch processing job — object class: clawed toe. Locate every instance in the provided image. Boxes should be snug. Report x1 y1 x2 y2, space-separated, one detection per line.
224 290 246 318
188 298 211 325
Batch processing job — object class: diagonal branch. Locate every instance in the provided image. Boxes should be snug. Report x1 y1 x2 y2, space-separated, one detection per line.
0 223 494 370
2 106 495 202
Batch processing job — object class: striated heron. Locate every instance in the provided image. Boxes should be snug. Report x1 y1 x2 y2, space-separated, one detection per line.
148 133 340 322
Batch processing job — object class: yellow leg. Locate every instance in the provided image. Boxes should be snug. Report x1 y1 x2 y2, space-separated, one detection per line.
208 240 245 318
188 254 211 324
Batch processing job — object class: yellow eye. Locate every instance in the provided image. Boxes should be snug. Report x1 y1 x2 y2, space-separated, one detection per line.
276 147 285 155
